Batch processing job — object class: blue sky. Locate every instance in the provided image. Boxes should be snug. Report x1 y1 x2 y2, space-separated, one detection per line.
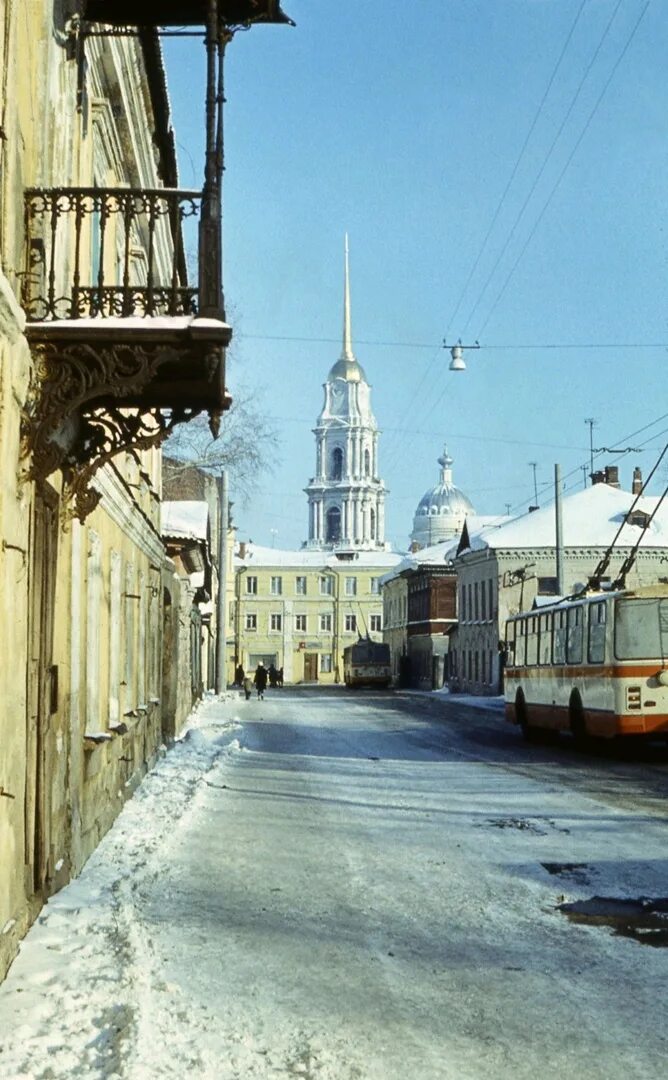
163 0 667 550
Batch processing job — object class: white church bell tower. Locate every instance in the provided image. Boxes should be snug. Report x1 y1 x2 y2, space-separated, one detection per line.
304 236 387 551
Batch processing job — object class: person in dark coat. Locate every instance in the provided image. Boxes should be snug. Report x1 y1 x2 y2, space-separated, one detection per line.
268 663 278 688
235 663 245 687
277 667 284 687
254 662 268 700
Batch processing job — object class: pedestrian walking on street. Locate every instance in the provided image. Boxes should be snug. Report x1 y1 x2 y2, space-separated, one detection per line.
235 663 245 687
268 663 278 689
243 675 253 701
254 662 268 700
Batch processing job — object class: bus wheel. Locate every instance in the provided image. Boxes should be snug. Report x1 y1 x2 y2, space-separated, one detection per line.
569 690 587 745
515 689 536 741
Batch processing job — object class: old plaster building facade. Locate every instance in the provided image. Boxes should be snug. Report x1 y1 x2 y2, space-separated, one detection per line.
234 543 398 684
0 1 290 981
381 544 457 689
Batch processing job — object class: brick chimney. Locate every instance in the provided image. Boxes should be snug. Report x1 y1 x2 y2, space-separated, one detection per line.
591 469 605 486
238 541 247 560
603 465 620 488
632 466 643 495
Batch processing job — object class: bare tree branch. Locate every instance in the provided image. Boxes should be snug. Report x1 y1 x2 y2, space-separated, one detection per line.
164 386 281 503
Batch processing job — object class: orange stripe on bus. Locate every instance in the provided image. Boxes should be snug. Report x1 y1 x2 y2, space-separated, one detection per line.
504 664 664 679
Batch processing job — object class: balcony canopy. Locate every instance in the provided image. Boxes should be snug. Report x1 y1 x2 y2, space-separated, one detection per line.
83 1 293 27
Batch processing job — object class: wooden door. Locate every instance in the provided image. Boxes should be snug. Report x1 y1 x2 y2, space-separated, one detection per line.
303 653 318 682
25 486 59 895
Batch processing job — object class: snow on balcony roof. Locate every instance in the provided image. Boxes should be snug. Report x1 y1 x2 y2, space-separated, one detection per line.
161 501 209 541
234 543 404 570
460 485 668 554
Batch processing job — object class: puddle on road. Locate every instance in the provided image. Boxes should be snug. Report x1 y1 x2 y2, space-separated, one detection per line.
542 861 591 884
558 895 668 947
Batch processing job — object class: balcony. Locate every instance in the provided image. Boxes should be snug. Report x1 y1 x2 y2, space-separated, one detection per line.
82 1 293 29
22 184 231 520
20 2 293 521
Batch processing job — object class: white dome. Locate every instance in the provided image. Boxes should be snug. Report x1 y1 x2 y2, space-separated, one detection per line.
410 448 475 548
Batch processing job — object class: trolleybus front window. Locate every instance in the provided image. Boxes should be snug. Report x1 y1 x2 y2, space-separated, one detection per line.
615 598 668 659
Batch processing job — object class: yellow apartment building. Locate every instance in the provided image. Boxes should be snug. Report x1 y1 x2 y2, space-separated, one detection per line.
234 543 401 683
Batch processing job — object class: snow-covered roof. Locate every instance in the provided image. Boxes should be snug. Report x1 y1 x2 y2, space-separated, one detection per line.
161 501 209 542
235 543 404 571
378 540 458 586
442 515 513 561
459 485 668 555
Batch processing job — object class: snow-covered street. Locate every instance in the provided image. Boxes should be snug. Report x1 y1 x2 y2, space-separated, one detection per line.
1 689 667 1080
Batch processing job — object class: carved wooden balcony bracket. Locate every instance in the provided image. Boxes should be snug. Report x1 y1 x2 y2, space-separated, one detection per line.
21 318 231 522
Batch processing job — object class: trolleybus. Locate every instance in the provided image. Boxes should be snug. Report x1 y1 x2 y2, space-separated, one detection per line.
343 638 392 688
504 585 668 741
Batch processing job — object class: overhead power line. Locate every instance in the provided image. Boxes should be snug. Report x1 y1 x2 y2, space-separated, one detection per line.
243 332 668 352
461 0 625 336
477 0 651 338
442 0 588 341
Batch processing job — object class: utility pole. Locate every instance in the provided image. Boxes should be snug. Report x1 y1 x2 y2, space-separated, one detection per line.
529 462 539 511
584 418 597 484
215 469 229 694
555 464 564 596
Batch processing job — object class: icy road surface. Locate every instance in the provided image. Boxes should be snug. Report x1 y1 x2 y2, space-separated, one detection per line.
1 689 668 1080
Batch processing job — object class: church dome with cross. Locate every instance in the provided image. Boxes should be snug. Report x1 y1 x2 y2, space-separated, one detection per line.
303 237 388 551
410 446 475 550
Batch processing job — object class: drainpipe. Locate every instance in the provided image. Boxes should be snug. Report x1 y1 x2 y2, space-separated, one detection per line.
215 469 228 693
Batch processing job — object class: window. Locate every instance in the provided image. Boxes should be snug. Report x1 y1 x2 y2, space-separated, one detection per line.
488 579 494 620
320 575 334 595
364 448 371 476
270 576 282 595
538 612 552 665
481 582 487 621
588 601 607 664
474 582 479 621
345 614 357 633
526 615 539 666
553 610 567 664
295 614 307 632
295 576 307 595
370 614 382 632
246 576 257 594
245 612 257 631
326 506 341 542
345 576 357 596
538 576 559 596
270 613 282 632
615 598 668 660
370 507 376 539
320 613 332 632
515 620 527 667
331 447 344 480
321 654 333 673
566 606 583 664
460 584 466 621
370 577 380 595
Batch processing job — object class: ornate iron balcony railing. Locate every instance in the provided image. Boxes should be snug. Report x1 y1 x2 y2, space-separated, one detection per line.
23 186 201 322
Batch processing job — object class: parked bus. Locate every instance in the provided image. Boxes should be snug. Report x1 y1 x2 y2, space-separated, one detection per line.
343 638 392 688
504 585 668 741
